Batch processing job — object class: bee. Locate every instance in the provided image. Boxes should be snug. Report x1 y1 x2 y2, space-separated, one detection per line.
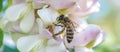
53 14 76 43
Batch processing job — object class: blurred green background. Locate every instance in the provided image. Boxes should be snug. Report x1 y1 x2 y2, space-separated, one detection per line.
0 0 120 52
88 0 120 52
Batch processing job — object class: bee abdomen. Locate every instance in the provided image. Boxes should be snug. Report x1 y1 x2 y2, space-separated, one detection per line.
67 35 73 43
66 31 74 43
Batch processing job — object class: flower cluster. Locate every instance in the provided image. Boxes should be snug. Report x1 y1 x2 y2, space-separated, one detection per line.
1 0 106 52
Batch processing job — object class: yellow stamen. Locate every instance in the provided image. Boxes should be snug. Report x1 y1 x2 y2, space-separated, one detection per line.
58 9 68 14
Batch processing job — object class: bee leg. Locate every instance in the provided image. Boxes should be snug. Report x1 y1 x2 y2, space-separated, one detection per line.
55 24 64 27
63 40 74 52
53 22 64 27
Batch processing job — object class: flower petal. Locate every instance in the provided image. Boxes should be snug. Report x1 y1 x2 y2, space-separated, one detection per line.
4 34 16 48
28 23 39 34
17 35 42 52
77 0 87 10
11 32 27 43
46 39 67 52
65 24 101 47
45 0 75 9
20 9 35 33
93 31 107 47
12 0 25 5
4 4 26 21
33 0 46 9
75 47 94 52
37 8 59 26
47 39 61 46
36 18 53 39
87 0 100 14
67 0 100 17
39 29 53 39
10 22 22 33
30 39 48 52
31 39 67 52
1 20 15 32
69 17 88 32
36 18 44 33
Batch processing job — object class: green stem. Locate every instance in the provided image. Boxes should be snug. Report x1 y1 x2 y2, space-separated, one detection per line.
0 28 3 47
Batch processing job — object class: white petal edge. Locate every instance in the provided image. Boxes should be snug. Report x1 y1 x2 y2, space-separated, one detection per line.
37 8 59 26
46 0 75 9
36 19 53 39
17 35 42 52
20 10 35 33
36 18 44 34
39 29 53 39
46 40 68 52
75 47 94 52
93 31 107 47
4 4 26 21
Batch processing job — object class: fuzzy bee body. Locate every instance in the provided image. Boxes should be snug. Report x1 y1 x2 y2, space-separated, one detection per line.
54 14 74 43
66 25 74 43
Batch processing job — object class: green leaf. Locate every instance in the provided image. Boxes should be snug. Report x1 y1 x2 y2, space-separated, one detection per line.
0 28 3 47
2 0 12 12
0 0 2 11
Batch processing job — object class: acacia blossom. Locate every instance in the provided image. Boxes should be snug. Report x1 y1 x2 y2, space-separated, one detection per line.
1 0 106 52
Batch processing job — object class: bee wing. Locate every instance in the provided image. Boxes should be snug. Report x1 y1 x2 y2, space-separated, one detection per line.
66 22 77 32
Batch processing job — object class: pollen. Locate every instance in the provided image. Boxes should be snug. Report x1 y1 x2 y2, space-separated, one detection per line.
60 33 66 38
58 9 68 14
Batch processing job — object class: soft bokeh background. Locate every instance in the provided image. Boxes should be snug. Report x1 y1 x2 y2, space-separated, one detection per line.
0 0 120 52
88 0 120 52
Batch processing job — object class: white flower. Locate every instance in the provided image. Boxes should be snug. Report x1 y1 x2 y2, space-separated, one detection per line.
15 5 69 51
63 17 106 52
37 8 59 27
44 0 75 9
1 0 106 52
67 0 100 17
2 1 34 33
17 30 68 52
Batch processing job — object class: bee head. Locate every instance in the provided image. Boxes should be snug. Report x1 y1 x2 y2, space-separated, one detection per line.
57 14 64 21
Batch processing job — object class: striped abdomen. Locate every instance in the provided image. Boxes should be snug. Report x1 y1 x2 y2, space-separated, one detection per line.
66 25 74 43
